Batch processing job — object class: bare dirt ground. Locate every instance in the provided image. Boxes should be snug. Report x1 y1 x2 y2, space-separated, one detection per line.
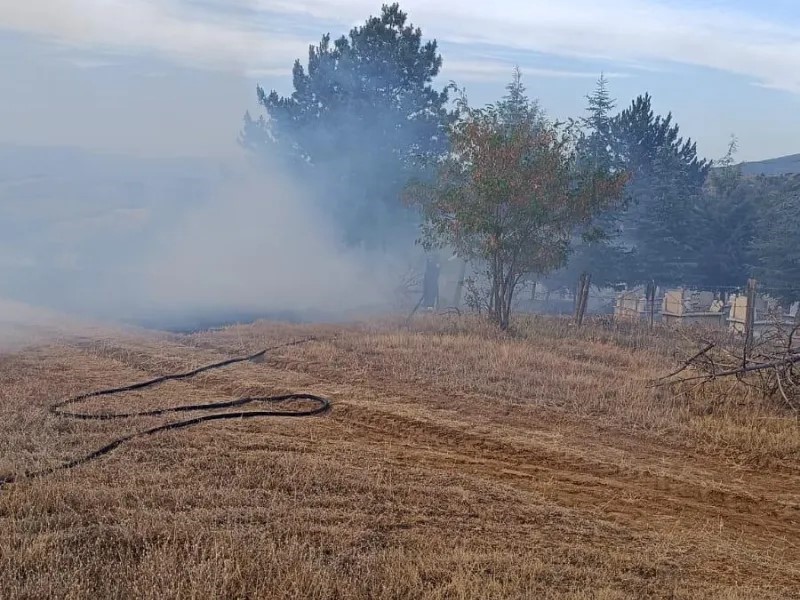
1 316 798 599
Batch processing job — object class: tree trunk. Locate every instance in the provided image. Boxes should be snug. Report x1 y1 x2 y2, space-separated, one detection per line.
492 262 514 331
453 259 467 308
487 252 521 331
422 256 440 309
489 253 503 328
500 285 513 330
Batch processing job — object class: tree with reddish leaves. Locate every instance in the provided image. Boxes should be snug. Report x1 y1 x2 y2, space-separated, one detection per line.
406 70 626 329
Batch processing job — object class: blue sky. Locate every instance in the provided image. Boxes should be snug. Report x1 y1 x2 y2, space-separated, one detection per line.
3 0 800 162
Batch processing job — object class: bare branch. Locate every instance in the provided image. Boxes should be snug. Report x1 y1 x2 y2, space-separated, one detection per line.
652 342 715 383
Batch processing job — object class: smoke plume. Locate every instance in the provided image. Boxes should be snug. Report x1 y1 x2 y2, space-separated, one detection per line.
0 146 412 333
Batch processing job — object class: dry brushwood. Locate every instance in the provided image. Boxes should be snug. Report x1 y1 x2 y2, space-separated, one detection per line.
654 318 800 413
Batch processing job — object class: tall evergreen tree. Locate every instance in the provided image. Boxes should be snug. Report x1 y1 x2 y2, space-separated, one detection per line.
552 89 712 288
499 66 539 125
240 3 453 249
610 93 711 284
751 174 800 302
580 73 616 170
551 75 631 289
687 137 757 289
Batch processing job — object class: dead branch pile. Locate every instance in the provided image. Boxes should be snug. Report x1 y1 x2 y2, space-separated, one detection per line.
655 319 800 413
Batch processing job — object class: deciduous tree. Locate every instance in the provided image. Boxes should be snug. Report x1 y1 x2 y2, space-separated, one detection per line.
407 72 625 329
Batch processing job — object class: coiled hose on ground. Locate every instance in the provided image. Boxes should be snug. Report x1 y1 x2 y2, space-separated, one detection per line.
0 338 330 488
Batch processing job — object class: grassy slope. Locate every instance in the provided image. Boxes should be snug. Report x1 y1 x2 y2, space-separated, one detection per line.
0 316 798 599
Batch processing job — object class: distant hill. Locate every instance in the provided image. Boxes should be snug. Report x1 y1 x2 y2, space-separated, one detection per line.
739 153 800 177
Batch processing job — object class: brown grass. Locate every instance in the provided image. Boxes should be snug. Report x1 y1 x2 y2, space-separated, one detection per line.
1 315 799 598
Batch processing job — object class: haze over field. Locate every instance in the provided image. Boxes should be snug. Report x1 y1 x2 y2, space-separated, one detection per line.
1 1 800 330
0 147 403 328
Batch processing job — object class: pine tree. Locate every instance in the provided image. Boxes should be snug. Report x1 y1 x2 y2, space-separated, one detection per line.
240 3 453 249
688 137 757 288
499 66 539 125
610 93 711 284
751 175 800 302
581 73 615 169
558 74 631 288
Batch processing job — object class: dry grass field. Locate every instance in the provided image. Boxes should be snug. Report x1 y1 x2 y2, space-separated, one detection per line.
1 315 799 598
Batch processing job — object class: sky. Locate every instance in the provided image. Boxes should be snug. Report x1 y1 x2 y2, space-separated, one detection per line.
2 0 800 162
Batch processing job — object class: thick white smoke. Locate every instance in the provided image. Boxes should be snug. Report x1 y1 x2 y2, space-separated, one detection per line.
135 158 404 322
0 148 414 334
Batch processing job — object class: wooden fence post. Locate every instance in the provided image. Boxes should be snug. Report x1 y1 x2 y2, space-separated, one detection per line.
580 273 591 327
575 273 591 327
574 274 586 322
646 281 657 329
744 278 758 366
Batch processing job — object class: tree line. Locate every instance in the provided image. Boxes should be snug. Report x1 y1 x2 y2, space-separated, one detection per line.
241 3 800 328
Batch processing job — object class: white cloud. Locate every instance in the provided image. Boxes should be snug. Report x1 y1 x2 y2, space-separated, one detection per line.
263 0 800 92
442 59 631 82
3 0 800 92
1 0 309 72
66 57 118 69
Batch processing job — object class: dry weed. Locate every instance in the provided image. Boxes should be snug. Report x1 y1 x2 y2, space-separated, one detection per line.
1 315 798 598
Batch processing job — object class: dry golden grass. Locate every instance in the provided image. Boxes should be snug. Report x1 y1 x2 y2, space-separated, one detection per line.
1 315 799 599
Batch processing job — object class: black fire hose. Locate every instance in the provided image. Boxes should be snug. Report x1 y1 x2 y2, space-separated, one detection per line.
0 339 330 489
